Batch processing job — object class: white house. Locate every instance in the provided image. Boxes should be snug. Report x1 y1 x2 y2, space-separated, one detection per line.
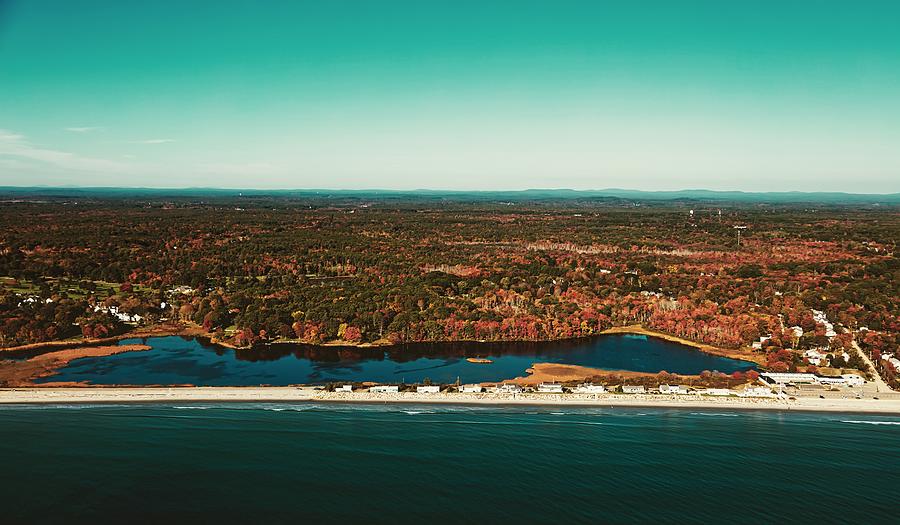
537 383 564 393
699 388 733 396
335 384 353 393
752 335 772 350
805 349 827 366
573 383 606 394
460 384 483 393
740 386 775 398
496 384 523 394
369 385 399 394
416 385 441 394
621 385 645 394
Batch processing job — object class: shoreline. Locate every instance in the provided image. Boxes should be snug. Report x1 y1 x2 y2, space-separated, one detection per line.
599 325 763 364
0 322 207 354
1 387 898 414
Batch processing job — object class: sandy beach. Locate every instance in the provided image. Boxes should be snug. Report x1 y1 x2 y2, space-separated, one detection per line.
1 387 898 414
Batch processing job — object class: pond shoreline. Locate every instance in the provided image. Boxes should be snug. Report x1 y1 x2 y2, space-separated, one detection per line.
2 322 760 366
3 325 759 387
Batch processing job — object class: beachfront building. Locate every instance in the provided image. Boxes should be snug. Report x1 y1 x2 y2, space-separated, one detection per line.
659 384 685 394
699 388 734 396
537 383 564 393
496 384 524 394
573 383 606 394
460 384 484 393
335 385 353 393
760 372 819 385
416 385 441 394
740 386 776 398
621 385 646 394
369 385 400 394
818 374 866 387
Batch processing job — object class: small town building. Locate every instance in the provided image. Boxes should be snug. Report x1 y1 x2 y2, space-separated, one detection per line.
369 385 399 394
760 372 819 385
700 388 734 396
573 383 606 394
621 385 645 394
537 383 564 393
815 376 847 386
659 384 681 394
460 384 483 393
740 386 775 398
416 385 440 394
496 384 523 394
804 349 827 366
335 384 353 393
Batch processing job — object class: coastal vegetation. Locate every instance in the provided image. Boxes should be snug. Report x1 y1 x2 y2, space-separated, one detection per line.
0 193 896 383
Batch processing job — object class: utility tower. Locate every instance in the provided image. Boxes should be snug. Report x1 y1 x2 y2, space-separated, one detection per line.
734 225 747 247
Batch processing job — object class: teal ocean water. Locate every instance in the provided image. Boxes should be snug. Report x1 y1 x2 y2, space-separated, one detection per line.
1 404 896 524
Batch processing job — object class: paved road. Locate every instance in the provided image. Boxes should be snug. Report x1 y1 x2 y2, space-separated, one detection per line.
852 339 892 393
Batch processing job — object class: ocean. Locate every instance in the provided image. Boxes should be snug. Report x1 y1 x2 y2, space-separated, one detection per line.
1 403 896 523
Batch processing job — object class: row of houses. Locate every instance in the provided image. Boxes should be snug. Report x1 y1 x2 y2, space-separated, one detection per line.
341 383 574 395
349 383 776 398
803 348 851 367
92 304 143 324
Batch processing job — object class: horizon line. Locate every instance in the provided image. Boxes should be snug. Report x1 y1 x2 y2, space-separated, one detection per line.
2 185 899 196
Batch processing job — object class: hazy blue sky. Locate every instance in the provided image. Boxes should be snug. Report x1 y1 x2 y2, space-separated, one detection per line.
1 1 899 191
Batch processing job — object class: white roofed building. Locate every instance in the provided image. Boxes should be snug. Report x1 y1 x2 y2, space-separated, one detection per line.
573 383 606 394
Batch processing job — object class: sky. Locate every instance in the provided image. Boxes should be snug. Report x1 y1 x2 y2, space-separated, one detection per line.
1 0 899 192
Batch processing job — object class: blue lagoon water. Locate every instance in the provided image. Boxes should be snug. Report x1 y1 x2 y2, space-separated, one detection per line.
0 404 896 523
37 333 756 385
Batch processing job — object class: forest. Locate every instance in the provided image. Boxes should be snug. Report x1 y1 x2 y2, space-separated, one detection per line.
0 192 897 383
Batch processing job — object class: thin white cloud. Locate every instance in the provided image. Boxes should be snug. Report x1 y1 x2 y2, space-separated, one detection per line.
130 138 175 144
0 128 128 174
0 131 25 141
65 126 102 133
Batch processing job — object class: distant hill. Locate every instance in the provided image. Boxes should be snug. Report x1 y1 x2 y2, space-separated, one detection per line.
1 186 898 205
